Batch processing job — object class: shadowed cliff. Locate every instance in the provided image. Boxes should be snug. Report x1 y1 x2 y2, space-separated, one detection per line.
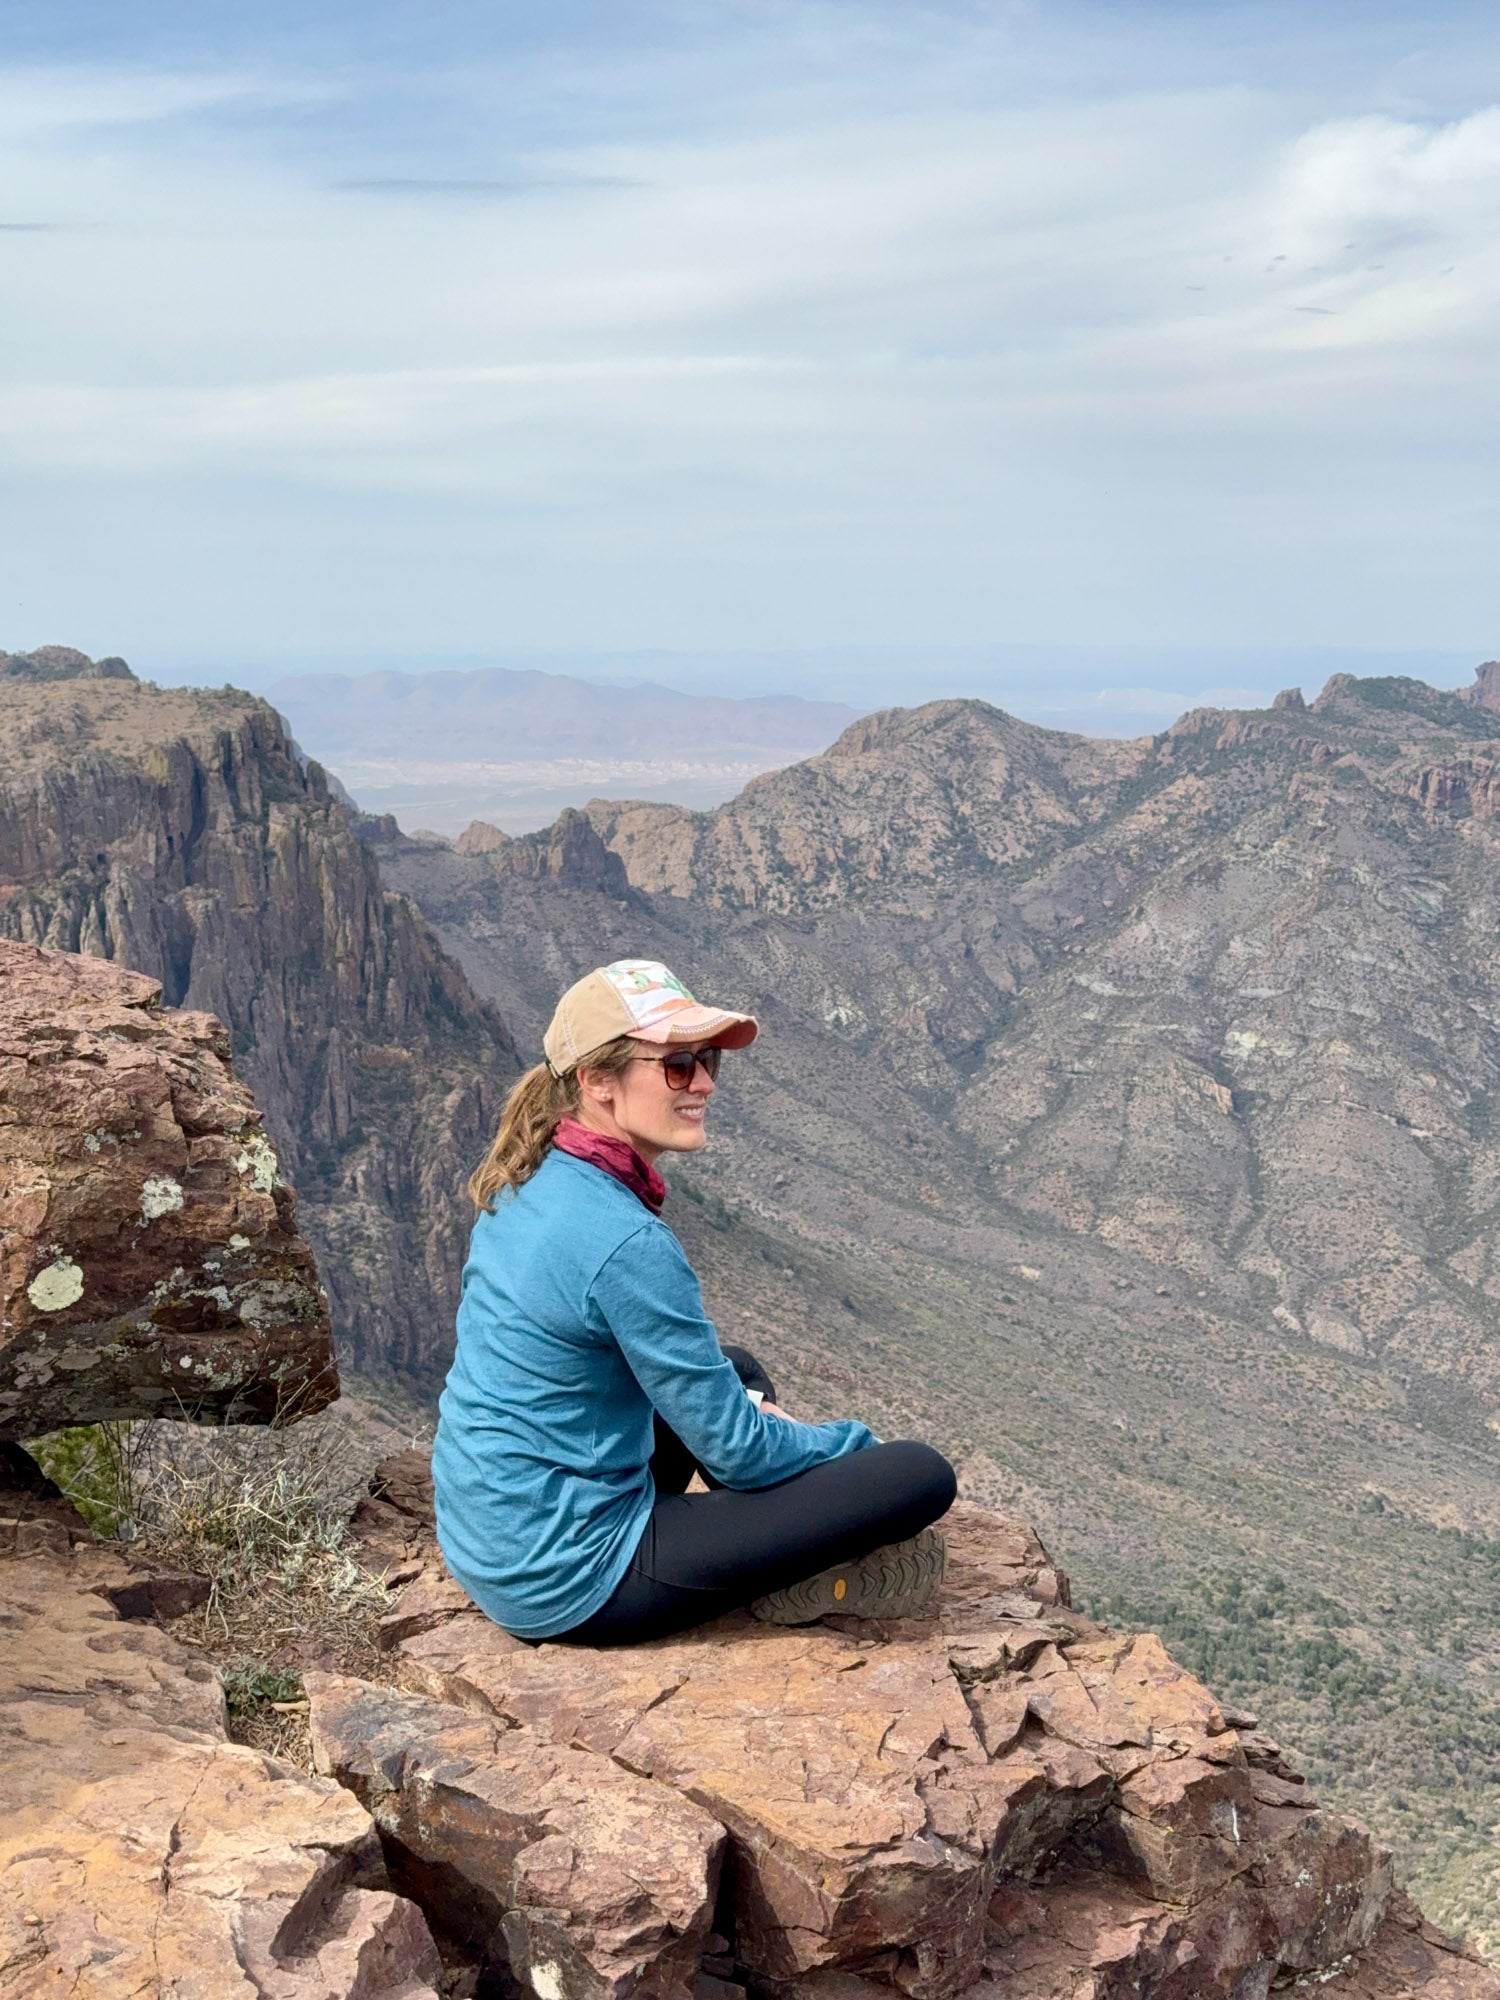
0 651 520 1386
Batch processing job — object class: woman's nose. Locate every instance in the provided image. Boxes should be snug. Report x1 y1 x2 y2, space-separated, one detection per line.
688 1061 715 1094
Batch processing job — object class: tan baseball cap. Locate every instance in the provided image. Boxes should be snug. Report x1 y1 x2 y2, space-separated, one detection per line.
543 960 759 1075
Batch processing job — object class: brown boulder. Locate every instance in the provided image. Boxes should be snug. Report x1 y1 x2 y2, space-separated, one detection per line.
307 1671 725 2000
395 1591 1013 1997
0 939 336 1435
0 1545 441 1999
382 1494 1403 2000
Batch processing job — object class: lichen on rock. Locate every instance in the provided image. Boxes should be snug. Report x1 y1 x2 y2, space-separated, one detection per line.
0 940 337 1435
25 1255 85 1312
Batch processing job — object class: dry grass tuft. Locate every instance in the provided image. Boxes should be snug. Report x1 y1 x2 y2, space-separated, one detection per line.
30 1402 417 1766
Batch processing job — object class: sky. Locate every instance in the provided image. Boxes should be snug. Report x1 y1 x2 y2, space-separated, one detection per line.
2 1 1498 730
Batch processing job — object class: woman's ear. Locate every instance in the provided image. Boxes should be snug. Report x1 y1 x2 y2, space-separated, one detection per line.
575 1065 614 1111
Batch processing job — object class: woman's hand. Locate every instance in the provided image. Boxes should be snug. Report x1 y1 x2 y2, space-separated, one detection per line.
760 1400 794 1421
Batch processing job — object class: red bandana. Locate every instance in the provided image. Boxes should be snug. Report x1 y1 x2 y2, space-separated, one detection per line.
553 1118 667 1215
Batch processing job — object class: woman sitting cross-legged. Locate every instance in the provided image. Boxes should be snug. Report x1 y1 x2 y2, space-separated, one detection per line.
432 959 956 1646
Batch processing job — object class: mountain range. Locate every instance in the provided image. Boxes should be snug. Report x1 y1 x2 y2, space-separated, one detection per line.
5 640 1500 1942
263 663 860 834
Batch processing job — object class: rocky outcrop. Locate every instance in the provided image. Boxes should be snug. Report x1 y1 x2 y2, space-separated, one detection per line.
309 1673 725 2000
0 928 441 1995
0 940 336 1436
1404 753 1500 819
9 1443 1489 2000
0 657 518 1386
468 807 630 894
979 1877 1497 1999
302 1465 1496 2000
454 819 513 856
0 1528 442 1999
0 643 135 683
1458 661 1500 712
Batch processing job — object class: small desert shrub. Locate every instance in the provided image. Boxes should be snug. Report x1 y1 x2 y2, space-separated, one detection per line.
123 1414 378 1597
220 1661 306 1719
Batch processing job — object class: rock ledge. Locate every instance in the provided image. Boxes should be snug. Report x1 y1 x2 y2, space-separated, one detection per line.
319 1475 1499 2000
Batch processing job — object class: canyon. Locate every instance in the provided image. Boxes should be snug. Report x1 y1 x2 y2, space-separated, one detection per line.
5 643 1500 1943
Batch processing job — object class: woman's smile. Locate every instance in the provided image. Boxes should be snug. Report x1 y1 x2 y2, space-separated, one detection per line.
567 1040 720 1163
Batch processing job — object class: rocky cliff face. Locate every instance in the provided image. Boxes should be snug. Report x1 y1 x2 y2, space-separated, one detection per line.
1458 660 1500 712
375 664 1500 1944
0 652 518 1387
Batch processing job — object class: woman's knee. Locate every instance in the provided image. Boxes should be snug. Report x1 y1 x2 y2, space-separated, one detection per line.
875 1439 958 1521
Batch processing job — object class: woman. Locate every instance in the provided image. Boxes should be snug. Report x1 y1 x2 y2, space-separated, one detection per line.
432 959 956 1645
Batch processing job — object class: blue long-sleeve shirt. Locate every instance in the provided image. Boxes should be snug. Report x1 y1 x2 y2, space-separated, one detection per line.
432 1148 875 1638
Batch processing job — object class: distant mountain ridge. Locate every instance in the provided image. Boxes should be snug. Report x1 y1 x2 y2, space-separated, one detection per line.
264 662 862 835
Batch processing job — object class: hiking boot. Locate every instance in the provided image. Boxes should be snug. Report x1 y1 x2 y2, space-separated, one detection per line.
749 1527 948 1625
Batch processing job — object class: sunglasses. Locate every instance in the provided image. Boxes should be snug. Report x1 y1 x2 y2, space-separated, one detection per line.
631 1045 725 1089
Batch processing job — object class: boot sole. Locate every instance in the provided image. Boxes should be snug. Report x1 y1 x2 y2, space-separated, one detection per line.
750 1527 948 1625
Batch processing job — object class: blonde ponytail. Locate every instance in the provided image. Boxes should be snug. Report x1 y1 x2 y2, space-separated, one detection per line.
469 1037 640 1210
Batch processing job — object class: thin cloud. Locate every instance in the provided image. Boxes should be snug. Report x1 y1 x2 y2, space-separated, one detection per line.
335 175 643 194
0 65 336 138
0 16 1498 664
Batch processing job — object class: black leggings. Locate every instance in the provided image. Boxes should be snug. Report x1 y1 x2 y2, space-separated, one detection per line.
555 1347 957 1646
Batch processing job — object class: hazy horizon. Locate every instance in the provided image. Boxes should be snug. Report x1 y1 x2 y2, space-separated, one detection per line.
144 639 1487 742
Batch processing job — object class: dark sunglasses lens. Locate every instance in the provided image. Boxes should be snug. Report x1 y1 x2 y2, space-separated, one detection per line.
663 1046 723 1087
